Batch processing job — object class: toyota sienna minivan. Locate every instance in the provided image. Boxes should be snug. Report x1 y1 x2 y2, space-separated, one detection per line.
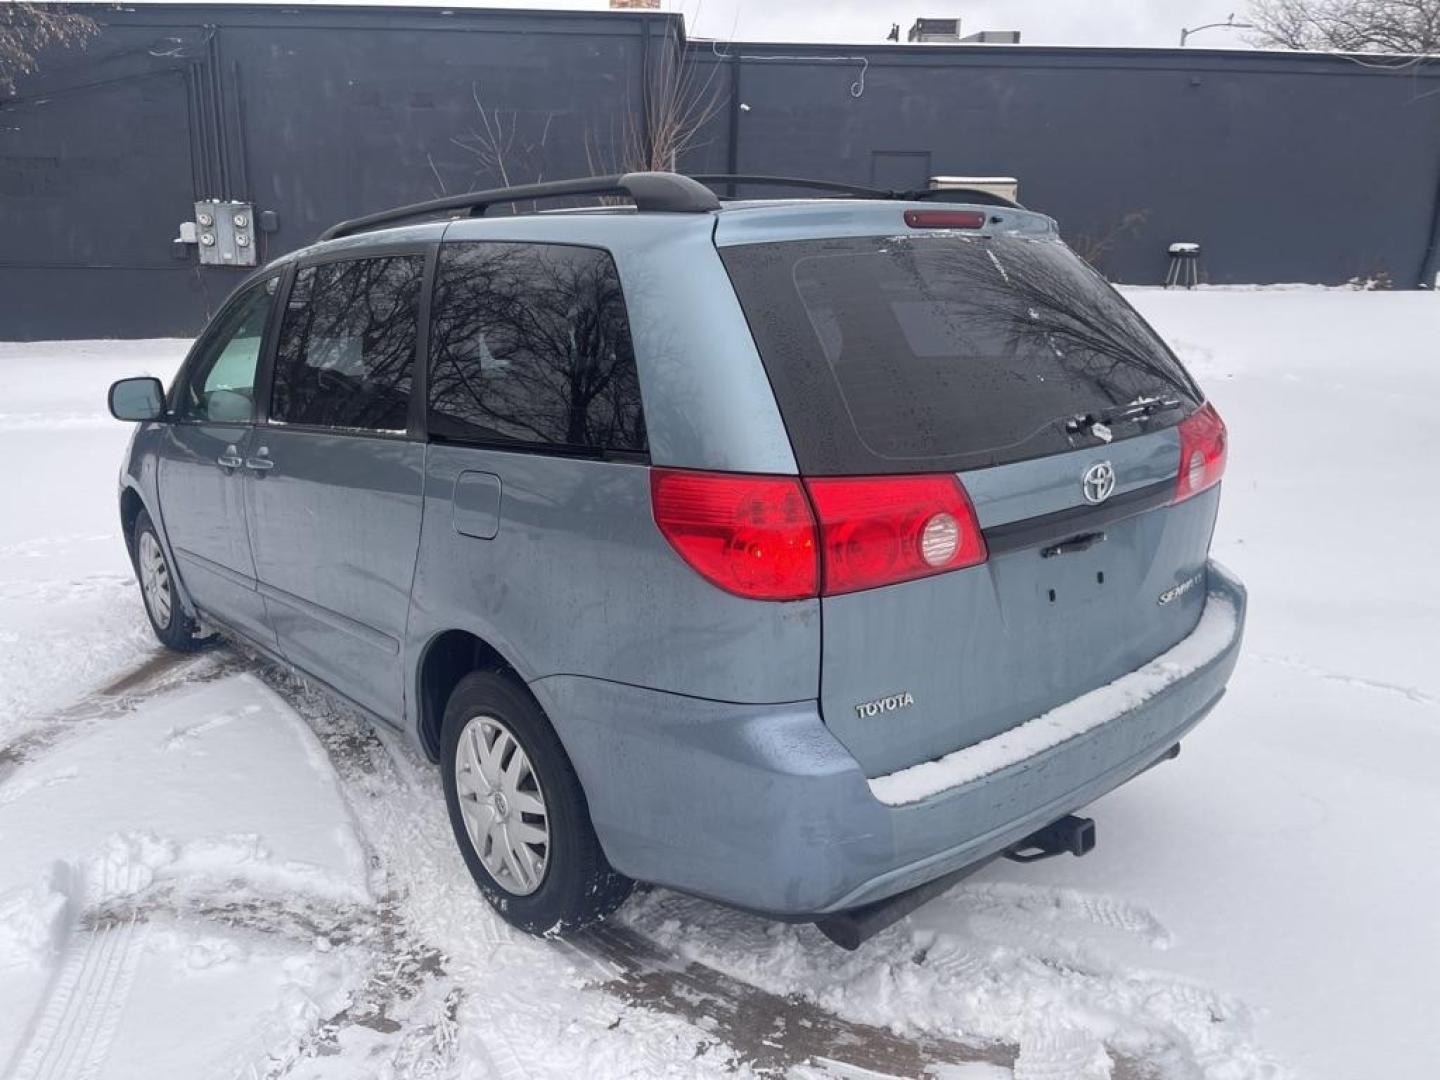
109 172 1246 947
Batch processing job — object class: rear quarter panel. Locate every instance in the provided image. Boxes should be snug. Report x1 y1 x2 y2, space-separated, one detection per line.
407 445 821 707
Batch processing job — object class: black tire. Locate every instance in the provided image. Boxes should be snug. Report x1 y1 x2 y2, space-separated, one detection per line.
132 509 206 652
440 669 632 935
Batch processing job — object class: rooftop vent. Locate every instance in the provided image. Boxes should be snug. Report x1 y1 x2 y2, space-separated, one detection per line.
930 175 1020 203
908 18 962 43
961 30 1021 44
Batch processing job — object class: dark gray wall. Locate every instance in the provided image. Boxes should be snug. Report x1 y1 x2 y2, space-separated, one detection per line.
3 4 1439 339
2 5 665 338
683 42 1440 288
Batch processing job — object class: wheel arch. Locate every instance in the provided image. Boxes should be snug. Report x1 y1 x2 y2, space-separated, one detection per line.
120 478 200 621
119 483 147 566
414 628 525 763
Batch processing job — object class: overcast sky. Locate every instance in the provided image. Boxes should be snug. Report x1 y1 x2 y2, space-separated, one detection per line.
672 1 1255 47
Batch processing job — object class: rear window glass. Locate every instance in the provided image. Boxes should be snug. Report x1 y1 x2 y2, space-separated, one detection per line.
721 233 1201 474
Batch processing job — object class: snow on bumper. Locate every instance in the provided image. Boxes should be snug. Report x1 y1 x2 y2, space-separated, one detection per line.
869 571 1243 807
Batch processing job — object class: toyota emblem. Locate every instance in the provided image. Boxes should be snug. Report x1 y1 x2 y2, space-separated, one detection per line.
1082 461 1116 505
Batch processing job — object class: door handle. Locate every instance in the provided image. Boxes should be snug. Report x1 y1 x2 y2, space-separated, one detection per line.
245 446 274 472
217 445 243 469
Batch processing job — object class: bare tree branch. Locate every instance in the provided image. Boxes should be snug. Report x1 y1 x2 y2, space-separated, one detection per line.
445 28 725 208
1249 0 1440 53
450 81 556 209
0 1 98 95
1067 210 1151 276
587 22 727 177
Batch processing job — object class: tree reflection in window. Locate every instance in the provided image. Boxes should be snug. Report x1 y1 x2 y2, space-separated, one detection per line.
428 242 646 454
778 234 1201 463
271 255 423 432
933 236 1201 406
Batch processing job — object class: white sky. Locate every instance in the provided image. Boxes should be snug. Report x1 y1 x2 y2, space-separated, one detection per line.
84 1 1261 48
671 1 1255 47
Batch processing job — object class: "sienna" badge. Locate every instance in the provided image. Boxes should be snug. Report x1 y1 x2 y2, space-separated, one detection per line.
1158 572 1203 606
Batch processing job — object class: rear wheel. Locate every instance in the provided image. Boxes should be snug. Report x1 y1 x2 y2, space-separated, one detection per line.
132 509 206 652
440 670 632 935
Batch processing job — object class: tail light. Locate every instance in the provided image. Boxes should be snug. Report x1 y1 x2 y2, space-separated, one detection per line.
651 468 986 600
650 469 817 600
1173 402 1228 503
806 475 987 595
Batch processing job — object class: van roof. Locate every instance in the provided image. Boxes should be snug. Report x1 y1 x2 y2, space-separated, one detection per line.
310 171 1028 246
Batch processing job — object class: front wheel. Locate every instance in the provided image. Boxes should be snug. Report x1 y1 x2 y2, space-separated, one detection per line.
132 509 206 652
440 670 632 935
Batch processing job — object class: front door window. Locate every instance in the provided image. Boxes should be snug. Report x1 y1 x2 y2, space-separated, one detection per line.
175 276 278 423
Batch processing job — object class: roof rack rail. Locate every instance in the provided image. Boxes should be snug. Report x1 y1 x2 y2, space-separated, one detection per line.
317 171 721 242
686 174 1022 209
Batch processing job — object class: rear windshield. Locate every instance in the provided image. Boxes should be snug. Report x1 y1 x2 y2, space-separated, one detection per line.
720 233 1202 474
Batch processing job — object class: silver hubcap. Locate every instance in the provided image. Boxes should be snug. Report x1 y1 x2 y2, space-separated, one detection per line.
138 531 172 629
454 715 550 896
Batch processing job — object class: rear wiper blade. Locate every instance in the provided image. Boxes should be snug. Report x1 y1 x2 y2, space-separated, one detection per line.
1063 397 1184 439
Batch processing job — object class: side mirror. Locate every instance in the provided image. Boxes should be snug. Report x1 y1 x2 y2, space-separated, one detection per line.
108 377 166 422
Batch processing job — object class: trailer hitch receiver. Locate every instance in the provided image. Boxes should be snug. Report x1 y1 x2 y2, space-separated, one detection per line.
1003 814 1096 864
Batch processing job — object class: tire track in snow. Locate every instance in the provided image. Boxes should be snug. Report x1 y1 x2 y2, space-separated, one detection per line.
8 915 147 1080
74 883 445 1080
1012 1025 1117 1080
574 920 1021 1078
0 648 242 781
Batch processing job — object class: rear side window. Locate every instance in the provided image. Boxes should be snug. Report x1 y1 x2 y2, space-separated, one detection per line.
721 234 1201 474
271 255 424 432
427 241 646 454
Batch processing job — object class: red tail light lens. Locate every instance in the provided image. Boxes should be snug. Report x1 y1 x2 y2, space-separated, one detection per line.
903 209 988 230
1173 402 1228 503
806 475 987 596
650 469 818 600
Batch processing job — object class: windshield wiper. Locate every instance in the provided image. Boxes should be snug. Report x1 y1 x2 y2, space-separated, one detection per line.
1063 397 1184 440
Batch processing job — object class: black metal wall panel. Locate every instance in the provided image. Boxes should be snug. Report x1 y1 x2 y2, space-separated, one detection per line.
217 13 650 251
685 44 1440 287
0 21 213 339
2 5 1439 339
0 5 663 338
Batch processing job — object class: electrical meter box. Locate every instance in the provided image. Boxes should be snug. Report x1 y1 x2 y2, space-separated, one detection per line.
194 199 257 267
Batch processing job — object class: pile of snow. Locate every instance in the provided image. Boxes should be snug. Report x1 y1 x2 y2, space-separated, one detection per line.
0 675 370 1078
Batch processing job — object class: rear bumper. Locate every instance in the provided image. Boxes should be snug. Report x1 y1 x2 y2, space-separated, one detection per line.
531 560 1246 917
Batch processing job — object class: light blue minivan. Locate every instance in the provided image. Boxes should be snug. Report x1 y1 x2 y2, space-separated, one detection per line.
109 173 1245 947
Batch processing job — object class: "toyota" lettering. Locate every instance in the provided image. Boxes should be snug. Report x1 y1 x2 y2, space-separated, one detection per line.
854 691 916 719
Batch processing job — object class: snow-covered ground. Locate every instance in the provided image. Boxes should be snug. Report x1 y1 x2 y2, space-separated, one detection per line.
1 288 1437 1079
